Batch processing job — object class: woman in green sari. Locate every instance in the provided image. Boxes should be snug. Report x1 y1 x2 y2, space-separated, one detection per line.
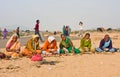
79 33 92 53
59 34 80 54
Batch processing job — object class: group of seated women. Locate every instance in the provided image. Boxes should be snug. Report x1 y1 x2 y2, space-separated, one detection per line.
2 33 119 59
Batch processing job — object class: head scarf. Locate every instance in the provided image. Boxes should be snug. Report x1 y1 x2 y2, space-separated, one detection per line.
6 34 19 47
31 35 39 50
48 36 55 43
83 33 90 39
32 35 39 39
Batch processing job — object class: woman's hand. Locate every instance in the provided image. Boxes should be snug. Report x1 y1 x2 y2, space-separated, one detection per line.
6 48 16 52
103 48 109 51
32 51 37 54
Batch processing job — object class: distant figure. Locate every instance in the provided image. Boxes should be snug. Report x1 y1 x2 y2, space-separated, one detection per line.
16 27 20 38
62 25 71 36
0 28 2 39
62 25 66 35
54 31 57 35
78 21 83 37
34 20 44 42
3 28 8 39
65 26 69 36
68 26 71 36
96 34 119 52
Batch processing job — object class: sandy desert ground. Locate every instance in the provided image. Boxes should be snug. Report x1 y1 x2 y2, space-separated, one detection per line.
0 31 120 77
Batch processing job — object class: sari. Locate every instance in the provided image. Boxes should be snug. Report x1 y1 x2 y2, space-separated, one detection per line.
80 38 91 52
21 35 41 57
60 37 80 54
4 34 20 58
41 36 58 54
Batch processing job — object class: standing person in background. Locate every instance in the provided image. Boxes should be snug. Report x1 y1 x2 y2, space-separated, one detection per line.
34 20 44 42
62 25 71 37
65 26 69 36
68 26 71 36
78 21 83 37
62 25 66 35
3 28 8 39
16 27 20 38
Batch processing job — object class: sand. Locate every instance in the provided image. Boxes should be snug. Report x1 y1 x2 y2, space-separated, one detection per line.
0 32 120 77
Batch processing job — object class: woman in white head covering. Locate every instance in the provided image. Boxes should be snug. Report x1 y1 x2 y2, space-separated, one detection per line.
41 36 58 55
4 34 20 58
21 35 41 57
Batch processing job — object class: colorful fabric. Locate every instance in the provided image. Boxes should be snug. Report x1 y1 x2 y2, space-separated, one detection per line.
99 38 112 50
60 47 80 54
6 42 15 49
25 38 40 53
96 47 115 52
21 35 41 57
80 38 91 49
6 34 20 51
60 37 80 54
102 39 111 48
35 23 39 31
41 40 58 52
3 28 8 39
5 34 20 58
60 37 73 49
48 36 55 43
21 48 41 57
31 54 43 61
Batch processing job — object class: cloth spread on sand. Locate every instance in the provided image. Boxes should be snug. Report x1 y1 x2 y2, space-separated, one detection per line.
80 38 91 49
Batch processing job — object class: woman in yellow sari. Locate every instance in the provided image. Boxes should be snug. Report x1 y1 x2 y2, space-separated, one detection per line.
21 35 41 57
4 34 20 58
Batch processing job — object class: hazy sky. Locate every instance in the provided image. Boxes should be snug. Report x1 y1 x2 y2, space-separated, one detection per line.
0 0 120 31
